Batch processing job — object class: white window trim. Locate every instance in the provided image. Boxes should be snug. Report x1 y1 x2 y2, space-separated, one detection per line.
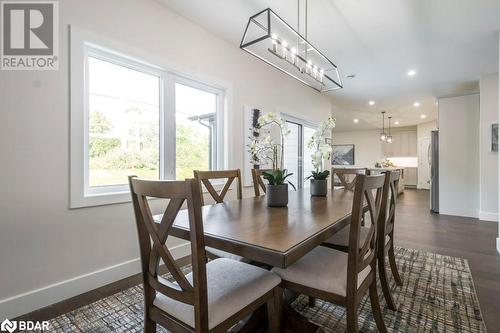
282 114 319 189
70 27 226 208
171 75 225 176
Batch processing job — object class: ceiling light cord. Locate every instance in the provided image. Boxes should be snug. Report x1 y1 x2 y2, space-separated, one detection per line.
306 0 308 40
297 0 309 54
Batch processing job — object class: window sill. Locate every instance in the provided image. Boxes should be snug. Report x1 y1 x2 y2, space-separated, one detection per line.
70 190 131 209
70 182 229 209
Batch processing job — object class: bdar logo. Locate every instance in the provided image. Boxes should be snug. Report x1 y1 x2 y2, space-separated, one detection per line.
0 319 16 333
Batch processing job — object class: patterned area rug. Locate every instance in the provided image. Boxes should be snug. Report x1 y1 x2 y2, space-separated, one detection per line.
38 247 486 332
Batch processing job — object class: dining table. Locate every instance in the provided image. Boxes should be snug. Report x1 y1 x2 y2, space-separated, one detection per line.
164 188 360 332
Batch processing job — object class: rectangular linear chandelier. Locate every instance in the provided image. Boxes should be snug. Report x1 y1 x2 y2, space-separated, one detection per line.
240 8 343 92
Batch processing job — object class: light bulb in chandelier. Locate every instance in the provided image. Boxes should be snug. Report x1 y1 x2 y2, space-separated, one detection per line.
380 111 387 142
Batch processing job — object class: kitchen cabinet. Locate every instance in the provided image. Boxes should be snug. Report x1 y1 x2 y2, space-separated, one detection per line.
382 131 417 157
404 167 417 186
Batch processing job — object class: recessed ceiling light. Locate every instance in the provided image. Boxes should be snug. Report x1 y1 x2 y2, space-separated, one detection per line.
394 121 399 125
369 100 375 106
407 69 417 77
353 118 359 123
420 114 427 119
413 102 420 107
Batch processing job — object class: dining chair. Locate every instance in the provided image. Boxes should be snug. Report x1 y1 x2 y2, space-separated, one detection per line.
322 171 402 311
251 168 272 196
331 167 367 191
193 169 248 262
272 174 387 333
128 176 282 333
193 169 242 206
377 170 403 310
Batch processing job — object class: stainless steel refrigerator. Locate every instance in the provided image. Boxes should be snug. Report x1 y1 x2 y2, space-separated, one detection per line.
430 130 439 213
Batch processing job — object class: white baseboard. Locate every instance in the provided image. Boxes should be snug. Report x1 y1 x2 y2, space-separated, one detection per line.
0 242 191 320
479 211 498 222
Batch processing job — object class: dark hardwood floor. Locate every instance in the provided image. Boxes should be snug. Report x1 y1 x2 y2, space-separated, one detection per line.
394 189 500 333
15 189 500 332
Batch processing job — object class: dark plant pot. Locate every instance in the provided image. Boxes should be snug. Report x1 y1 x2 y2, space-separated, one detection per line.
310 179 328 197
266 184 289 207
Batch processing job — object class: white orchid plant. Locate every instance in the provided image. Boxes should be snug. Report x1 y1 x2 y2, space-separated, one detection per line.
248 113 296 189
305 115 336 181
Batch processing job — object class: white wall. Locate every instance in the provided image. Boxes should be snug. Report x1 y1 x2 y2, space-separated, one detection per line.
332 130 384 168
479 73 499 222
438 94 480 218
0 0 333 318
498 32 500 253
333 127 418 168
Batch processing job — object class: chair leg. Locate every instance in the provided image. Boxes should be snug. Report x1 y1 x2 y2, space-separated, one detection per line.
144 285 156 333
388 245 403 286
346 300 358 333
308 296 316 308
369 283 387 333
378 255 397 311
144 317 156 333
266 286 282 333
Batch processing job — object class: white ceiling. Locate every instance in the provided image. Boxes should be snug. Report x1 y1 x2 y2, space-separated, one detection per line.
157 0 500 130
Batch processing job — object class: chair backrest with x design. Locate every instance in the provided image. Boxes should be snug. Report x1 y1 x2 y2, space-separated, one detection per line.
193 169 242 205
378 170 400 248
129 176 209 331
346 174 385 299
331 168 367 191
251 168 272 197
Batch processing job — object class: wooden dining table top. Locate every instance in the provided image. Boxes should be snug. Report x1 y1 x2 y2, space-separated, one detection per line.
165 189 357 268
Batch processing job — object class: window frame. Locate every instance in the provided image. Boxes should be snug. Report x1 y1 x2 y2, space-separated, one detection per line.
70 34 225 208
171 75 225 179
83 45 167 197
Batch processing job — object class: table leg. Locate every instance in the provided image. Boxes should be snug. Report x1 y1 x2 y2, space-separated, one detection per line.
234 306 266 333
281 302 321 333
235 291 320 333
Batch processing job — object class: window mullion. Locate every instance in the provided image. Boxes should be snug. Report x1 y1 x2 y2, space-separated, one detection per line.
164 74 176 180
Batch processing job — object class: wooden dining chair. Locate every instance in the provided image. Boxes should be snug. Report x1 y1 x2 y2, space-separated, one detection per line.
331 168 367 191
322 171 402 311
193 169 242 206
377 170 403 310
128 176 282 333
193 169 249 262
251 168 272 196
272 174 387 332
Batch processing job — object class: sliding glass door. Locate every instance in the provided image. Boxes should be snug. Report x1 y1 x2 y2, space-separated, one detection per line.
283 118 316 189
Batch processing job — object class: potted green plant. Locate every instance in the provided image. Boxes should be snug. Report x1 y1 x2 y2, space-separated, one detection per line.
306 116 336 197
263 168 296 206
248 113 296 207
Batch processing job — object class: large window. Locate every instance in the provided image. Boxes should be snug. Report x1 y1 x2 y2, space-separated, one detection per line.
87 56 161 188
283 117 317 189
71 42 224 207
175 81 220 180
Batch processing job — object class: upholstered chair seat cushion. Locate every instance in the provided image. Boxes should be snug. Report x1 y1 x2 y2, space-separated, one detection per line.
324 226 390 248
271 247 370 296
153 258 281 329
